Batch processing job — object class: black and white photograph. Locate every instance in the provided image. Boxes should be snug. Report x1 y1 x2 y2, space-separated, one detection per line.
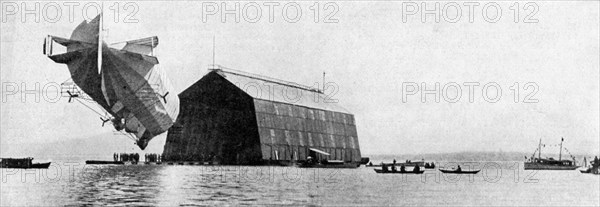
1 0 599 206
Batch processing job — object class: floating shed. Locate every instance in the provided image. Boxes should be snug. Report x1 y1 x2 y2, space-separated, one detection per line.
162 67 361 165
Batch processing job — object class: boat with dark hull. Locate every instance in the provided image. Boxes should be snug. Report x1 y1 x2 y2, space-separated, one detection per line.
85 160 125 165
579 168 599 174
366 160 427 167
525 161 579 170
439 169 480 174
524 138 579 170
1 158 51 169
297 160 360 168
296 148 361 168
374 169 425 174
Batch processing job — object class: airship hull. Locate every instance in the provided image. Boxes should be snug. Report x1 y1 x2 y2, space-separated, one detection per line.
45 15 179 149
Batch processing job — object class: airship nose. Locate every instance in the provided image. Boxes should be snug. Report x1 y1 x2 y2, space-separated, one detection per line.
137 140 149 150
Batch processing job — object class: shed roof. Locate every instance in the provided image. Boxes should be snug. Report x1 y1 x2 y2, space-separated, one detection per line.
211 66 351 114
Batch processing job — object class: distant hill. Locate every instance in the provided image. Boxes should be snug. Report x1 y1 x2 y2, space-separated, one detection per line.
0 132 167 162
364 151 594 163
2 134 595 163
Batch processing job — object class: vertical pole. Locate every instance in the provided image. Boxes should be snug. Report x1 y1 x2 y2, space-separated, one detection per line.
538 138 541 160
322 72 326 92
559 137 563 161
212 35 216 68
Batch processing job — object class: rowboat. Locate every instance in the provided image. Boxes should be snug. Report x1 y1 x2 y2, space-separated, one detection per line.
439 169 480 174
374 169 425 174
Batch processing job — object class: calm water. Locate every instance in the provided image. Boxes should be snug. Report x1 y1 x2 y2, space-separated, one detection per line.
1 161 599 206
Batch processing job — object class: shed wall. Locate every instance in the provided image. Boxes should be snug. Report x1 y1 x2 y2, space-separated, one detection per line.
253 99 361 162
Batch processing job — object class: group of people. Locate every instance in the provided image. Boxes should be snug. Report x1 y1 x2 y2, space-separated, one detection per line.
381 159 421 173
114 153 140 163
145 153 162 163
113 153 163 163
424 162 436 168
584 156 600 174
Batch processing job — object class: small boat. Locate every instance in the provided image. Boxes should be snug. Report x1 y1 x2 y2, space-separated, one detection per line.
366 160 427 167
297 160 360 168
1 157 51 169
30 162 51 168
296 148 360 168
374 169 425 174
579 168 599 174
439 169 481 174
579 156 600 174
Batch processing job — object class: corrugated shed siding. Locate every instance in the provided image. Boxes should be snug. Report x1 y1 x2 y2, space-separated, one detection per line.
164 71 362 165
254 99 361 162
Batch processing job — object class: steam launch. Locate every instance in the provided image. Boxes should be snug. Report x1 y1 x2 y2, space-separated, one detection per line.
524 138 579 170
43 14 180 149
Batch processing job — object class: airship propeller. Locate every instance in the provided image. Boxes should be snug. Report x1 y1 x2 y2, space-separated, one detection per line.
66 91 79 103
159 92 170 103
100 117 111 127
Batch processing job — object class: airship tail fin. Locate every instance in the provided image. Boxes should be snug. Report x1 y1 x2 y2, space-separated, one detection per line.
48 51 82 64
121 36 159 56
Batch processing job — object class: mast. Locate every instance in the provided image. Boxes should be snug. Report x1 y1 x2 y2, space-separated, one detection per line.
322 72 326 92
538 138 542 160
212 35 215 67
559 137 564 161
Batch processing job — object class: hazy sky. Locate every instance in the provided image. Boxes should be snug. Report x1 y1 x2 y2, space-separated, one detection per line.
1 1 599 156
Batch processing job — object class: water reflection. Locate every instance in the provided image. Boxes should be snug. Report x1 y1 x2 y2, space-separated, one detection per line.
2 163 599 206
69 165 163 206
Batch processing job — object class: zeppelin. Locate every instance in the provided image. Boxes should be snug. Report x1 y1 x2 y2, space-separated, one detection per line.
43 15 179 150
